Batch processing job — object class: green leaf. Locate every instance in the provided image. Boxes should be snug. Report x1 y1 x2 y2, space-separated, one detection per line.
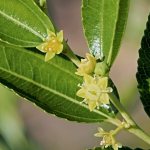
136 14 150 117
82 0 129 66
88 147 142 150
108 78 120 114
33 0 48 13
0 41 117 123
0 0 54 47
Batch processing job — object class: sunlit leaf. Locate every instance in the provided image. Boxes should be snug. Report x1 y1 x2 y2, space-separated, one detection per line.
0 0 54 47
82 0 129 66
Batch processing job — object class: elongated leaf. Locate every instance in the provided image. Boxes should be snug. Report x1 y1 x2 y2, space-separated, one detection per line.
0 0 54 47
82 0 129 66
136 14 150 117
0 41 117 123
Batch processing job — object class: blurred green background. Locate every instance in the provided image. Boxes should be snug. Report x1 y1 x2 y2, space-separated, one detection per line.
0 0 150 150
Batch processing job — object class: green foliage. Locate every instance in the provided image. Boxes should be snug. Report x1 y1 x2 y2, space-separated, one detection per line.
0 41 117 123
137 14 150 117
0 0 54 47
108 79 120 114
82 0 129 66
0 0 150 149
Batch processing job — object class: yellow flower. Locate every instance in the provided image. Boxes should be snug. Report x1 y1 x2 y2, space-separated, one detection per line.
76 74 112 111
76 53 96 76
36 30 63 61
95 128 122 150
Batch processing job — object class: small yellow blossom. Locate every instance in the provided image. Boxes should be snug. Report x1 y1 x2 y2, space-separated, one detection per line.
36 30 63 61
76 74 112 111
76 53 96 76
95 127 122 150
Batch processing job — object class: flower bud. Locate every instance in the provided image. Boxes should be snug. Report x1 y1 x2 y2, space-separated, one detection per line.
94 61 109 76
76 53 96 76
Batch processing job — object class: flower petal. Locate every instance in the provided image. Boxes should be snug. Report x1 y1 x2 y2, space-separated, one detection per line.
75 69 83 76
98 77 108 89
88 101 97 111
94 133 103 137
76 89 86 98
86 53 96 65
56 44 63 54
45 52 55 62
98 127 104 133
84 74 93 84
112 143 119 150
47 30 55 39
36 43 47 52
57 30 63 42
99 93 110 104
86 91 98 101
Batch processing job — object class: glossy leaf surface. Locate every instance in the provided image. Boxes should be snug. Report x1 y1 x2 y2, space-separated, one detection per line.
82 0 129 66
0 0 54 47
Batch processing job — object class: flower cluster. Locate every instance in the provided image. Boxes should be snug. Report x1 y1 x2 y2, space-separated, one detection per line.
36 30 63 61
95 127 122 150
76 53 112 111
77 74 112 111
94 121 130 150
